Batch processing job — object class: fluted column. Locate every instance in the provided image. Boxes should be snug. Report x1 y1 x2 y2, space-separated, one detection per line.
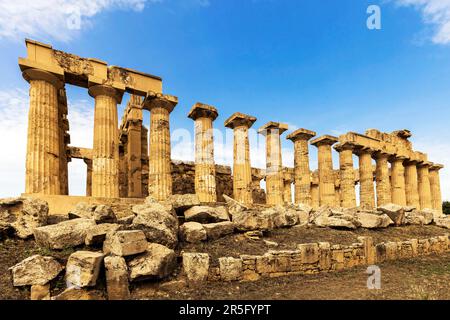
58 88 69 195
188 103 218 203
374 152 391 206
287 128 316 206
224 112 257 205
258 122 288 206
23 69 64 195
404 160 420 209
429 164 444 214
144 93 178 201
126 96 143 198
311 184 320 209
283 170 293 204
390 156 407 206
334 143 356 208
418 161 432 210
357 148 375 210
89 85 123 198
311 135 338 206
84 159 93 197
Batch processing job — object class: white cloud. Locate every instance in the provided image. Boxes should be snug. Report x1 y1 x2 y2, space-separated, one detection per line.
395 0 450 44
0 0 156 42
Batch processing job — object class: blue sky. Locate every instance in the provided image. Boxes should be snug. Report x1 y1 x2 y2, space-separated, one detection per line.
0 0 449 200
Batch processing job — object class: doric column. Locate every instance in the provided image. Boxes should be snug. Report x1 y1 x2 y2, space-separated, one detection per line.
311 135 338 206
286 128 316 206
418 161 433 210
84 159 93 197
58 88 69 195
224 112 257 205
23 68 64 194
429 164 444 214
311 184 320 209
404 159 420 209
334 143 356 208
390 156 407 206
188 103 218 203
283 169 293 204
374 152 391 206
258 122 289 206
356 148 375 210
141 126 149 197
143 93 178 201
126 96 143 198
89 85 123 198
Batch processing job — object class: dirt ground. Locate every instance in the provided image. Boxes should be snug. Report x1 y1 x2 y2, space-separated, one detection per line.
0 224 449 300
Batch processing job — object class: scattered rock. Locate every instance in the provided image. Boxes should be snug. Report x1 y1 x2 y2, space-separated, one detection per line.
182 252 210 282
9 255 64 286
378 204 405 226
128 243 177 281
52 287 105 300
435 217 450 229
85 223 121 246
184 206 229 223
355 212 392 229
117 215 135 225
167 194 200 213
264 240 279 247
104 256 130 300
0 197 48 239
68 202 96 220
219 257 242 281
310 206 358 229
103 230 148 257
203 221 235 240
66 251 104 288
93 205 117 224
244 230 263 240
289 203 313 215
422 208 444 220
232 210 274 231
403 206 416 212
179 222 207 243
131 203 178 248
223 195 249 216
30 284 50 300
33 218 96 249
270 206 299 228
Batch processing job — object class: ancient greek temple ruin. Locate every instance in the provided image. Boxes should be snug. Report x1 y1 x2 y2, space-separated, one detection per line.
19 39 444 214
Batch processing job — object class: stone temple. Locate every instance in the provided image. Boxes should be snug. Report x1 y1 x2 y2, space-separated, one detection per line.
18 39 444 216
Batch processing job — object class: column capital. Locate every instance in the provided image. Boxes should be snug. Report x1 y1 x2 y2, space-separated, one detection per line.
224 112 256 129
417 161 433 168
353 146 375 157
88 84 124 104
143 91 178 113
373 150 391 159
287 128 316 142
188 102 218 121
389 155 408 162
333 142 356 152
429 163 444 171
310 135 338 147
22 68 64 89
258 121 289 136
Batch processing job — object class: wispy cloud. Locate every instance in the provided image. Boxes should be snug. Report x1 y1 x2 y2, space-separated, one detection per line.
0 0 157 42
394 0 450 44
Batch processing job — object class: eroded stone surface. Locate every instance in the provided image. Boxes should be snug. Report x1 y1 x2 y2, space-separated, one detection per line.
9 255 64 286
182 252 210 282
179 222 207 243
128 243 177 281
103 230 148 256
184 206 229 223
66 251 104 288
104 256 130 300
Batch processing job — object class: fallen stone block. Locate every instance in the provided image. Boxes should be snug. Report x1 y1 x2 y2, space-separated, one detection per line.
167 194 200 213
219 257 243 281
104 256 130 300
184 206 229 223
117 215 135 225
203 221 235 240
52 287 105 300
30 284 50 300
33 218 96 250
93 205 117 224
232 210 274 232
68 202 96 220
435 217 450 229
103 230 148 257
355 212 392 229
182 252 210 282
66 251 104 288
9 255 64 286
85 223 121 246
128 243 177 281
179 222 207 243
223 195 249 216
378 203 405 226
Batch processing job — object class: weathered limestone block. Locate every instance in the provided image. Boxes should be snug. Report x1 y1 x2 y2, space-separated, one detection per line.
68 202 96 219
167 194 200 213
223 194 249 216
232 209 274 231
311 207 358 229
85 223 121 246
34 218 96 249
52 287 105 300
182 252 210 282
104 256 130 300
9 255 64 286
435 217 450 229
31 284 50 300
131 203 178 248
358 236 376 264
318 242 332 271
103 230 148 256
219 257 243 281
298 243 320 264
66 251 104 288
354 212 392 229
377 203 405 226
203 221 235 240
184 206 229 223
128 243 177 281
179 222 207 243
117 215 136 225
0 197 48 239
93 205 118 224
